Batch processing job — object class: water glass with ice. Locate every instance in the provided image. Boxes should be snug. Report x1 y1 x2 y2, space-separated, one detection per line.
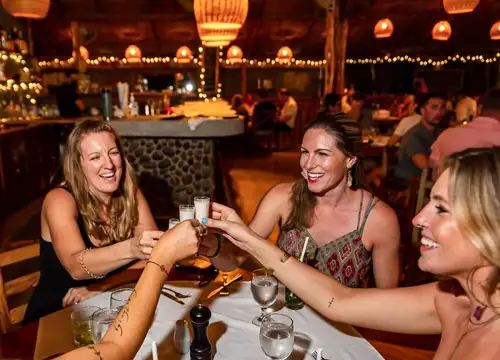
260 314 294 360
251 268 279 326
92 308 120 343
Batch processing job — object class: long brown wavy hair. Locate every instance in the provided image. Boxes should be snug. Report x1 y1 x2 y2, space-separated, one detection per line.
62 120 138 244
282 112 363 231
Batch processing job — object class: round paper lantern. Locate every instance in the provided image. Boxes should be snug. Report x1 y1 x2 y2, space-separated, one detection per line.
374 18 394 39
203 40 231 47
2 0 50 19
198 27 239 43
176 46 193 63
490 21 500 40
227 45 243 63
72 46 89 61
194 0 248 30
125 45 142 63
443 0 479 14
432 21 452 41
277 46 293 63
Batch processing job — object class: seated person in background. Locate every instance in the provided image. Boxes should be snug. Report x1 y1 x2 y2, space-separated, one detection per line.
391 93 446 187
252 89 276 130
387 105 422 147
231 94 249 116
455 93 478 124
58 220 204 360
204 113 401 289
341 84 355 114
396 93 417 118
430 90 500 170
54 71 86 118
349 93 373 130
25 121 165 323
242 93 255 116
274 88 298 148
320 93 341 114
206 147 500 360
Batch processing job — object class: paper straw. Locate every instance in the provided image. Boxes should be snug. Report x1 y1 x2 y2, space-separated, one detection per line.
299 236 309 262
152 341 159 360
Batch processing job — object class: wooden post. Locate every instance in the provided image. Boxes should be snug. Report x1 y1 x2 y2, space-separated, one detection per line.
215 49 220 90
335 17 348 95
324 1 335 94
70 21 84 73
241 64 247 95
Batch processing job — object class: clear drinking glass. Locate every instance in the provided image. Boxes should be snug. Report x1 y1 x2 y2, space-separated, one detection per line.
92 308 120 343
169 218 180 230
179 204 195 221
110 288 134 310
194 196 210 221
259 314 294 360
70 306 101 347
251 268 279 326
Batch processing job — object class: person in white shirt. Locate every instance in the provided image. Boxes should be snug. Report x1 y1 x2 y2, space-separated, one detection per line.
387 113 422 146
273 88 298 149
277 88 298 129
341 85 355 114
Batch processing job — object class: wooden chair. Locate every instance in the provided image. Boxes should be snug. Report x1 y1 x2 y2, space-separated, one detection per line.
0 242 40 333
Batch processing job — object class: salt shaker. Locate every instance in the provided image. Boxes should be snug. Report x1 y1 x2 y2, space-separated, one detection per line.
174 319 191 354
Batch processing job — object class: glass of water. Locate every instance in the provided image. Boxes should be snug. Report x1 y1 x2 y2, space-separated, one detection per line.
260 313 294 360
110 288 134 310
92 308 120 343
251 268 279 326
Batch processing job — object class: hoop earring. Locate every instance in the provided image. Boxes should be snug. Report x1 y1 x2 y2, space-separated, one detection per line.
347 169 353 188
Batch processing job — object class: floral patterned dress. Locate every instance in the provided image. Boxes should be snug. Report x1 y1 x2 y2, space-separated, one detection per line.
277 191 378 288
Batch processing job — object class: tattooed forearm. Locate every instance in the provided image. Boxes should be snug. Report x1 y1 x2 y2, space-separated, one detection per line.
88 345 104 360
113 289 137 336
328 297 335 308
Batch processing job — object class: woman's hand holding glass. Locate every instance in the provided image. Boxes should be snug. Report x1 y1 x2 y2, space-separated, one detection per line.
150 219 206 265
205 202 259 253
129 230 164 260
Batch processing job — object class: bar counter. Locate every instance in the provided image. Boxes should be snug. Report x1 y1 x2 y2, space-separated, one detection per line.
0 115 245 223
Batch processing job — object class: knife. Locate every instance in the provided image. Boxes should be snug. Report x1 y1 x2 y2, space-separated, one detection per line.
205 273 243 299
161 290 185 305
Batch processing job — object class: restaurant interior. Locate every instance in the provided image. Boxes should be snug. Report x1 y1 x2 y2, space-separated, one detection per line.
1 0 500 359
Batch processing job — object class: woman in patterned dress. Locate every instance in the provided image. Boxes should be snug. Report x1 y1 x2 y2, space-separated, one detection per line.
205 112 400 288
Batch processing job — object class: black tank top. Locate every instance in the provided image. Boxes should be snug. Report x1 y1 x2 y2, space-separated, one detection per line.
23 187 125 324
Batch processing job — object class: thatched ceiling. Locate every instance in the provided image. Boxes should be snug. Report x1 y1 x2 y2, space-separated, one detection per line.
27 0 500 59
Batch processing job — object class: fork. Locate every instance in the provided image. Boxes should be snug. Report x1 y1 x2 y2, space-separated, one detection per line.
312 348 330 360
163 287 192 299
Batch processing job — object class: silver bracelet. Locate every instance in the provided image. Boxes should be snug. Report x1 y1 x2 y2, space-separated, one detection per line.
78 248 106 279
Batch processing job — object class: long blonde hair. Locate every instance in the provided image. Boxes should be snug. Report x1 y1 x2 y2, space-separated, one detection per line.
63 120 138 244
446 147 500 308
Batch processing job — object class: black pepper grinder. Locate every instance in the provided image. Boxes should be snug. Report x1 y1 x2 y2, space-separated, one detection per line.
189 304 212 360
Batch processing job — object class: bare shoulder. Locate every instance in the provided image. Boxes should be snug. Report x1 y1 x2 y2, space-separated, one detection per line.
43 188 78 216
363 192 399 241
267 182 294 199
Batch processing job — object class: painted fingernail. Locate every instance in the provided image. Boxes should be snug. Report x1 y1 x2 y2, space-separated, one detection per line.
201 217 208 224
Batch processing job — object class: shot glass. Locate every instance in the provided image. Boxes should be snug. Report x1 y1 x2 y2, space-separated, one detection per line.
194 196 210 221
169 218 180 230
179 204 195 222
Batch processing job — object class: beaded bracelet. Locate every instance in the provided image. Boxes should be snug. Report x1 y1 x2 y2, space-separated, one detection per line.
146 260 170 276
78 248 106 279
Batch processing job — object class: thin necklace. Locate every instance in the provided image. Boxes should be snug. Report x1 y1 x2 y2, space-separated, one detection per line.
469 305 500 326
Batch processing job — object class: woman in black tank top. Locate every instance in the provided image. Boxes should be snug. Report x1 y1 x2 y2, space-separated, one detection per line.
24 121 161 323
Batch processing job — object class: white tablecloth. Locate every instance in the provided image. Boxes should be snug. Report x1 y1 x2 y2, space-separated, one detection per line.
34 281 383 360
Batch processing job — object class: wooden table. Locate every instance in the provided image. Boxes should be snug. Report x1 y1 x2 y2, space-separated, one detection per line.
0 267 438 360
